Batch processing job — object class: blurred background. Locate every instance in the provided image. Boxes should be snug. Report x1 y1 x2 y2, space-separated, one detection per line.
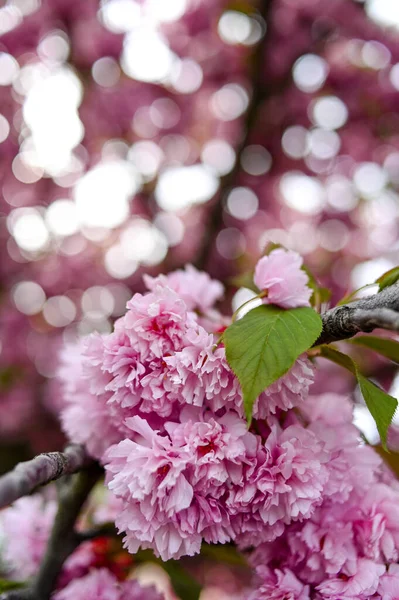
1 0 399 465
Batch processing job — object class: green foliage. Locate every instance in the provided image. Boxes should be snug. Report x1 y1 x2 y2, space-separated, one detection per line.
374 445 399 476
336 283 377 306
224 305 322 422
135 551 201 599
347 335 399 364
302 265 331 309
162 561 202 600
0 579 25 593
228 271 258 293
318 345 397 449
376 266 399 291
201 543 247 566
262 241 282 255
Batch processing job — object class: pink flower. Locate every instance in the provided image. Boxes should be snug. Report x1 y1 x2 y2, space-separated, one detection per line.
105 411 255 560
164 330 242 413
144 264 224 313
59 340 123 461
288 501 359 584
105 416 195 559
124 287 195 359
246 567 310 600
254 356 315 417
355 484 399 564
230 421 329 548
378 564 399 600
253 249 312 309
1 495 57 580
53 568 163 600
166 408 255 496
316 558 385 598
304 394 382 502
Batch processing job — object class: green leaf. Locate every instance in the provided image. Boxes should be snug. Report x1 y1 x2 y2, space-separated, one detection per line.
162 561 201 600
347 335 399 364
224 305 322 422
318 345 398 449
357 374 397 449
134 551 201 600
336 283 377 306
0 579 25 593
201 543 247 566
376 266 399 291
374 445 399 476
262 241 283 255
302 265 331 309
228 271 259 293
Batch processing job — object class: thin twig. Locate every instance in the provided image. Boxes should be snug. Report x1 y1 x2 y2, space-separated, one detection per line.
0 445 90 509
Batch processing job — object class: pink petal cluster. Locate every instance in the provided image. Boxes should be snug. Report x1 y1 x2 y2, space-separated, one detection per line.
246 393 399 600
105 412 332 560
59 272 315 464
377 564 399 600
230 420 329 548
246 567 310 600
54 568 163 600
57 265 392 584
254 249 312 309
144 265 224 314
1 496 57 580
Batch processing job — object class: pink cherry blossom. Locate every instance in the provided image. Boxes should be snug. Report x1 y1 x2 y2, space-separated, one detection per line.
316 558 385 599
53 568 164 600
230 420 329 548
253 249 312 309
59 339 123 460
377 564 399 600
144 265 224 313
124 287 195 359
1 495 57 580
105 411 253 560
254 356 315 417
246 567 310 600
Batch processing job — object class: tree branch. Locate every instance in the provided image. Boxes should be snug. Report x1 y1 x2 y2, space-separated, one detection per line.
316 283 399 346
0 445 90 509
195 0 273 270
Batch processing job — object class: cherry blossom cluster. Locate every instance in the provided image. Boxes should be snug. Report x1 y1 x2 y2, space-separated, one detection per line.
53 251 399 598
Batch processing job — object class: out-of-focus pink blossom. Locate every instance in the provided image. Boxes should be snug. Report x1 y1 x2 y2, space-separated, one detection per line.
1 496 57 580
53 568 164 600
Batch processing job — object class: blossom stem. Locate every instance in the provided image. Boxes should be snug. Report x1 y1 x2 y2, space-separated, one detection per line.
231 294 264 322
